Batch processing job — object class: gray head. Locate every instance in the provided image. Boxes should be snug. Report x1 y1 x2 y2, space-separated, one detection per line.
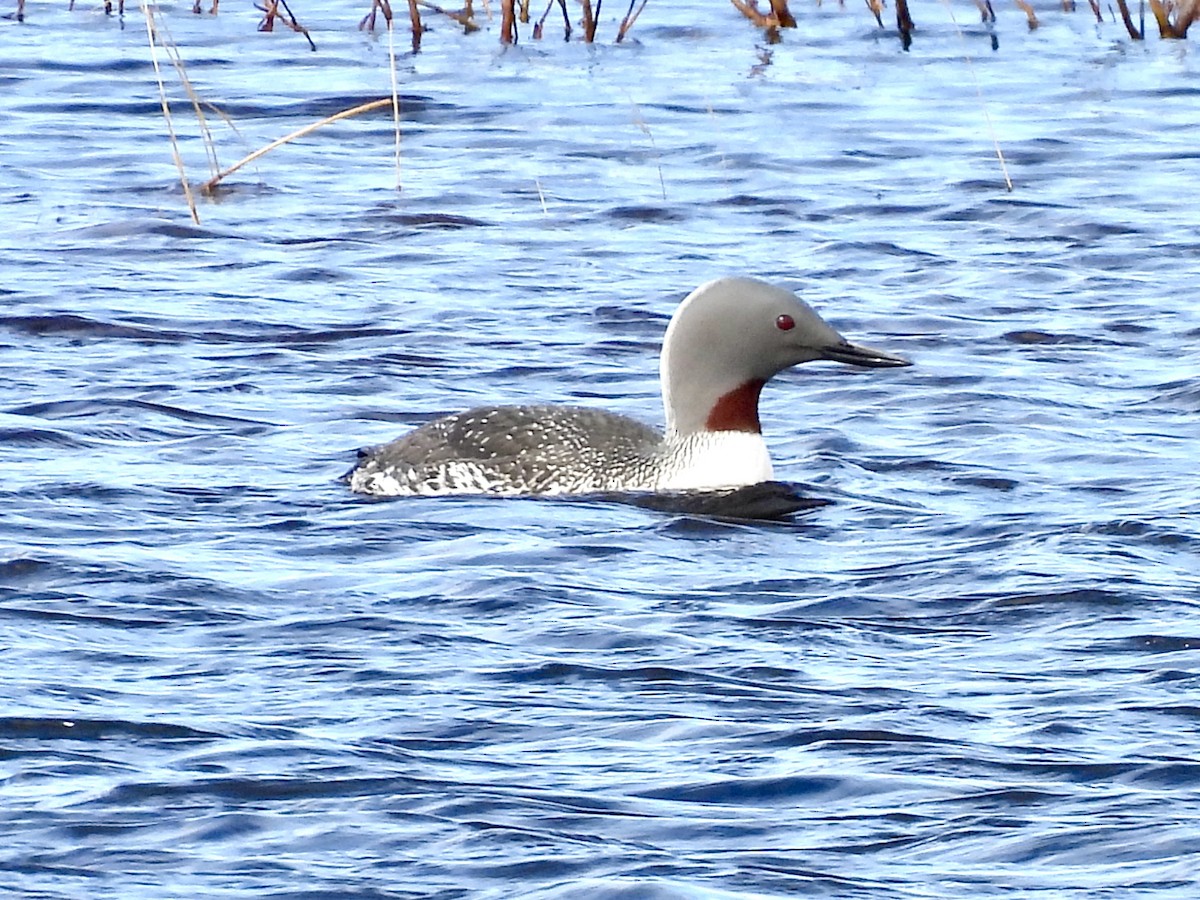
659 276 911 436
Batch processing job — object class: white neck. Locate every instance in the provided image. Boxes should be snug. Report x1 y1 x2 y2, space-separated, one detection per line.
655 431 774 491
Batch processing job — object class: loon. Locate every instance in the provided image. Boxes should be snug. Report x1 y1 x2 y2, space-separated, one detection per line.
346 276 910 497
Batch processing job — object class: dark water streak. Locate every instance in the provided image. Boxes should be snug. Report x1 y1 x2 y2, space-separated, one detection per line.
2 2 1200 899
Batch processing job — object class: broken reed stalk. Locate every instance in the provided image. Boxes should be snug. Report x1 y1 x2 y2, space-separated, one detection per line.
257 0 316 50
579 0 596 40
532 0 573 38
385 6 404 190
1148 0 1174 33
199 98 394 194
1149 0 1199 35
627 99 667 201
730 0 784 27
405 0 424 48
1174 0 1200 33
897 0 915 46
616 0 648 40
362 0 473 36
768 0 797 26
1113 0 1143 37
72 0 128 11
147 5 222 178
938 0 1014 192
532 0 572 38
280 0 316 50
415 0 478 31
357 0 403 182
140 1 199 224
972 0 996 20
864 0 884 27
533 0 551 37
1014 0 1039 26
500 0 516 41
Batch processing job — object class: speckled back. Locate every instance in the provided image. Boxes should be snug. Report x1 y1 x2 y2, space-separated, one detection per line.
349 405 667 496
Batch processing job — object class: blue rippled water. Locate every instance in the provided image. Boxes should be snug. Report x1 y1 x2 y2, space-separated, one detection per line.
2 2 1199 897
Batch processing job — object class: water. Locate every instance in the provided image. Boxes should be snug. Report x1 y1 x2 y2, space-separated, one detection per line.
3 3 1200 898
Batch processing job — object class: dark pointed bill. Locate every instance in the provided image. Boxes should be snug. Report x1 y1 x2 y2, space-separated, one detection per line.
821 339 912 368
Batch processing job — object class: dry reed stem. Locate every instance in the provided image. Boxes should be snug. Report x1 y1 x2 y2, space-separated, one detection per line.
768 0 797 26
1113 0 1144 37
1148 0 1176 32
533 0 572 38
864 0 884 28
405 0 424 47
896 0 914 45
519 0 531 22
730 0 783 27
384 9 403 190
71 0 127 13
140 1 199 223
415 0 478 30
616 0 647 40
938 0 1013 192
628 99 666 202
1175 0 1200 32
580 0 597 40
1149 0 1199 35
141 3 222 178
359 2 421 56
1014 0 1039 25
257 0 317 50
1087 0 1101 18
533 0 565 38
500 0 516 41
199 98 394 194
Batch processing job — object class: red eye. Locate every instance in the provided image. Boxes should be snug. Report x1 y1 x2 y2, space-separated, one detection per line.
775 314 795 331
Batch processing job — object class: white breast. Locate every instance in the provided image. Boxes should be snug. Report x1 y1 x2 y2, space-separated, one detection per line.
654 431 774 492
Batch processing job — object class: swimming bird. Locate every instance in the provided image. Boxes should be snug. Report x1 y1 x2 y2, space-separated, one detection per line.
346 276 910 497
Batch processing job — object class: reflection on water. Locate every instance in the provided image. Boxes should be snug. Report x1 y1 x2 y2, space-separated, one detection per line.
2 3 1199 898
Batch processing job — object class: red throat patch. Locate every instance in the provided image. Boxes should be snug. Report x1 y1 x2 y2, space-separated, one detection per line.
704 379 765 433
